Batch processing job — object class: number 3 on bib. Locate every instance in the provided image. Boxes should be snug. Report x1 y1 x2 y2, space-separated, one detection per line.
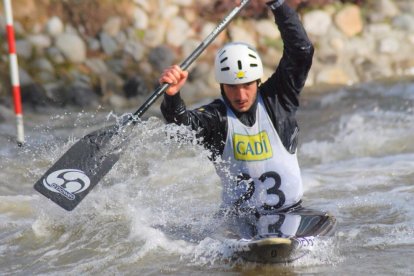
236 171 286 210
260 171 285 210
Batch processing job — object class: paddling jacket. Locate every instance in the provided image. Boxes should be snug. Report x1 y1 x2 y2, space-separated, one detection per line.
161 1 314 161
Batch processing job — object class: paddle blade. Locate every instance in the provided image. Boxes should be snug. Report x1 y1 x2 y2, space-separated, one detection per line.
34 125 121 211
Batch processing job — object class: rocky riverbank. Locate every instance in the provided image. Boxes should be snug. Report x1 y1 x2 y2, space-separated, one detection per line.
1 0 414 111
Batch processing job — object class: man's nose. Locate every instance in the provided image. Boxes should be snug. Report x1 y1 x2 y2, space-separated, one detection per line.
235 88 247 99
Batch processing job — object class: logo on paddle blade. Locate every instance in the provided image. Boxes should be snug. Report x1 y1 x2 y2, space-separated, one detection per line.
42 169 91 201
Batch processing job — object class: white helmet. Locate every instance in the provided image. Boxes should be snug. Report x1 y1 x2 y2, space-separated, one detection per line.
214 42 263 85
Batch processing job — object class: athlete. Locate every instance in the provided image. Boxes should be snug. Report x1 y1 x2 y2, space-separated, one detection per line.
160 0 313 216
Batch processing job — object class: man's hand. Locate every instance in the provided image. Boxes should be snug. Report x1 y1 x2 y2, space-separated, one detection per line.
159 65 189 96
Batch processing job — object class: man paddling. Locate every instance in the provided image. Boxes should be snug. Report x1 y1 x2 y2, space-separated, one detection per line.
160 0 313 215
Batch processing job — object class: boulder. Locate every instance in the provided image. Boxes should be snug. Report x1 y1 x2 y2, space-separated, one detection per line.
303 10 332 37
46 16 64 37
334 5 363 37
55 33 87 63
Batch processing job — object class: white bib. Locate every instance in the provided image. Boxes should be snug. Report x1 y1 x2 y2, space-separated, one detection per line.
215 95 303 211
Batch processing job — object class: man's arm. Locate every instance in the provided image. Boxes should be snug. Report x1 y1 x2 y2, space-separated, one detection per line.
159 65 228 159
161 94 227 159
159 65 220 130
261 0 314 112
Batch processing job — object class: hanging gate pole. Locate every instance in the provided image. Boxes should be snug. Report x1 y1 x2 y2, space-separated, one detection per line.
3 0 24 146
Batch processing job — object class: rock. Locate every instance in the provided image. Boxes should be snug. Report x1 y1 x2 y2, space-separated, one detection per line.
99 71 125 99
261 47 282 69
316 67 352 85
13 21 26 36
0 105 11 122
103 16 122 37
114 31 128 46
133 0 151 12
148 45 176 72
166 17 192 47
26 34 52 51
392 13 414 31
46 16 64 37
143 25 166 47
365 23 392 36
303 10 332 37
368 0 400 22
55 33 87 63
255 19 281 40
378 37 400 54
66 83 99 107
2 0 414 106
21 83 50 107
46 47 66 64
85 58 109 75
183 7 197 23
37 71 55 83
123 75 149 98
344 36 376 58
396 1 414 13
65 25 79 35
132 7 149 29
15 40 33 59
394 57 414 75
0 17 4 36
32 58 54 73
409 34 414 45
181 80 214 104
329 37 345 52
354 56 393 81
229 21 257 47
172 0 193 6
86 37 101 51
106 59 125 74
99 32 119 56
188 62 211 82
334 5 363 37
124 40 145 62
12 0 36 19
138 61 153 77
18 68 34 86
161 5 180 19
108 94 128 109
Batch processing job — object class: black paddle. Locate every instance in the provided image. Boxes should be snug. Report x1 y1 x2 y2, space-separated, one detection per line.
34 0 251 211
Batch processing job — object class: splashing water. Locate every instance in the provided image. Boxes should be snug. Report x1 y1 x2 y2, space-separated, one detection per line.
1 79 413 275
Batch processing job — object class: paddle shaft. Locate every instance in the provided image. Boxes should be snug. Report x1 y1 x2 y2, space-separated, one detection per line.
133 0 251 119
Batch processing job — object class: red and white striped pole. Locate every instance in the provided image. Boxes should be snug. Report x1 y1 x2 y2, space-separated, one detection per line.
3 0 24 146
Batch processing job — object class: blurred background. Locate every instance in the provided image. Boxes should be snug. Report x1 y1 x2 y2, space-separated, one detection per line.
0 0 413 112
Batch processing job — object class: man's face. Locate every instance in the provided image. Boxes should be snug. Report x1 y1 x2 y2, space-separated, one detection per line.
222 81 258 112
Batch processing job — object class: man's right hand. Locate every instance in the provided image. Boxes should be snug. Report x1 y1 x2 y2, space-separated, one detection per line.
159 65 189 96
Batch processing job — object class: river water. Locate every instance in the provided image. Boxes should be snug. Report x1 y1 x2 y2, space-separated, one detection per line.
1 79 413 275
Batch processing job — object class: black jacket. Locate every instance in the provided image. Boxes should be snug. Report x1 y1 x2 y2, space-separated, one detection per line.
161 2 314 161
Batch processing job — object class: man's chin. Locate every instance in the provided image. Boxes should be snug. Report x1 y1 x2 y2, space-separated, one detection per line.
234 106 248 113
231 101 251 112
